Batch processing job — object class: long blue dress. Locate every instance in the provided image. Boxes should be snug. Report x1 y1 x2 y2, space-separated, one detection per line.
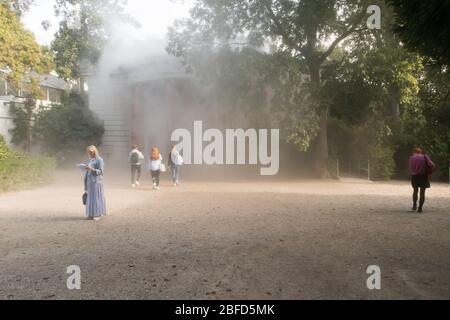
84 157 107 218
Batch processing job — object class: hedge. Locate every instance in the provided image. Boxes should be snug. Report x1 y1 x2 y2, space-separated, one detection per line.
0 136 55 192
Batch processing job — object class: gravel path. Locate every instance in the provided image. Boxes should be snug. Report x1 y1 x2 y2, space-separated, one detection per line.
0 170 449 300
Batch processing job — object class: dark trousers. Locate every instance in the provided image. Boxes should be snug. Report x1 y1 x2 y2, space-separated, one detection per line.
131 165 141 184
413 187 426 209
151 170 161 187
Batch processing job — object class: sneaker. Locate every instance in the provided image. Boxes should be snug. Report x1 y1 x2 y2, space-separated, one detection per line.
156 186 160 190
132 184 136 188
174 183 177 187
136 181 140 186
93 217 102 221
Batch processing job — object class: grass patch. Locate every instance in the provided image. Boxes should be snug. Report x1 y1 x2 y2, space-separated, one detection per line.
0 136 55 192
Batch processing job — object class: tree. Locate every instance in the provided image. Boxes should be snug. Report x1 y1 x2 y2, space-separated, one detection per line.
386 0 450 66
9 97 36 151
1 2 53 151
168 0 373 177
51 0 137 82
323 3 427 179
0 3 52 86
413 65 450 180
33 92 105 161
0 0 34 15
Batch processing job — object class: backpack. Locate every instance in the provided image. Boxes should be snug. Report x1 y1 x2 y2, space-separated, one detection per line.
130 151 140 165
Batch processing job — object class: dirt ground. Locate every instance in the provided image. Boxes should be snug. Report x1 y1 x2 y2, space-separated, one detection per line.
0 169 449 300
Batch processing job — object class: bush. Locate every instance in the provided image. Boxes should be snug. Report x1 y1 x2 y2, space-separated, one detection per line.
368 144 396 181
0 135 55 192
352 118 396 181
33 92 105 163
0 135 9 160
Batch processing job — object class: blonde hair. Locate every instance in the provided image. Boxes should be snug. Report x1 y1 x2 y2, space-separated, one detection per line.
151 147 160 161
87 145 99 158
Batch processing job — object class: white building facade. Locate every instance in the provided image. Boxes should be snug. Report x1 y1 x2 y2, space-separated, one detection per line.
0 70 69 147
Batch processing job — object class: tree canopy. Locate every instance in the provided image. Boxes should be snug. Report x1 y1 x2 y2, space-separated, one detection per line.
386 0 450 66
168 0 449 179
33 93 105 160
0 3 52 86
168 0 374 176
0 0 34 15
51 0 136 80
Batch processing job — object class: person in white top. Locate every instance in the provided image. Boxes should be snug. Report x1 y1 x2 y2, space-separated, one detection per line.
129 145 145 188
148 147 163 190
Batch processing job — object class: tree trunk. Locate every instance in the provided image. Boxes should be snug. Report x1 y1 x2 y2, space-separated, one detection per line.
309 62 329 178
387 86 402 133
315 110 329 178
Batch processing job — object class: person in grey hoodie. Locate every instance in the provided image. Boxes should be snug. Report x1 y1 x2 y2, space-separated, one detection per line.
129 145 144 188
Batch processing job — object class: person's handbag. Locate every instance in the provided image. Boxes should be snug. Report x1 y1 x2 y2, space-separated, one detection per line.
82 192 87 206
177 154 184 166
160 164 167 173
424 154 436 175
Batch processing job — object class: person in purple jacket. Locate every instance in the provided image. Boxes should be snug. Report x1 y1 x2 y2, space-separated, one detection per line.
409 148 435 213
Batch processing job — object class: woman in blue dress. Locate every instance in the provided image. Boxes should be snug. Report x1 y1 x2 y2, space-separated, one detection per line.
84 145 107 221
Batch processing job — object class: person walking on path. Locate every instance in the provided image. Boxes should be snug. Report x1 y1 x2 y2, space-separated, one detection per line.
168 144 183 187
83 145 107 221
149 147 163 190
129 145 145 188
410 148 435 213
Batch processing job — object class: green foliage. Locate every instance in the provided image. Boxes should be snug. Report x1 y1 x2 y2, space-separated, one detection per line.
353 117 396 180
166 0 446 180
0 3 53 86
411 64 450 180
0 0 34 15
368 144 396 181
33 92 105 159
386 0 450 66
323 7 444 181
51 18 104 80
8 97 36 151
0 135 9 160
51 0 137 80
167 0 373 176
328 114 396 181
358 47 423 105
0 135 55 192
